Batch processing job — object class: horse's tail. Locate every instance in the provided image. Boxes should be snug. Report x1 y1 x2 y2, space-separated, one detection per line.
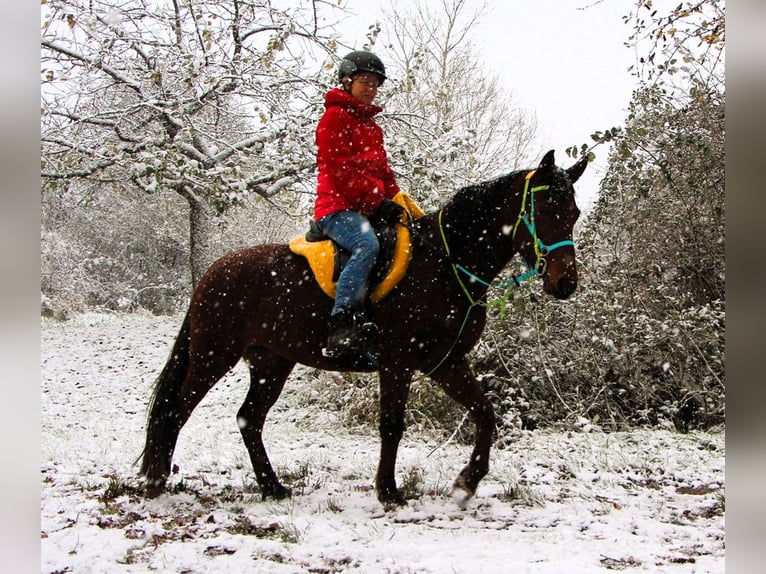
137 311 191 477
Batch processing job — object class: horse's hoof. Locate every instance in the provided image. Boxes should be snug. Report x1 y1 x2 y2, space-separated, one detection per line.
142 477 167 498
262 484 292 501
452 476 476 508
377 488 406 507
451 486 475 509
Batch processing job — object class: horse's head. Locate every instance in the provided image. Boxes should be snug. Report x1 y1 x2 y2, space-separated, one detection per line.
514 150 587 300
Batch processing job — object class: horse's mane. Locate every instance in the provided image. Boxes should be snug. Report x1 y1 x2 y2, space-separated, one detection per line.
427 170 527 240
449 170 527 211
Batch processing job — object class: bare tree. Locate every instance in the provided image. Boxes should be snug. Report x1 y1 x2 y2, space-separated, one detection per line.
373 0 539 208
41 0 343 284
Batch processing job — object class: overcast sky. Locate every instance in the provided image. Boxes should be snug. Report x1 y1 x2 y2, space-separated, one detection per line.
339 0 644 211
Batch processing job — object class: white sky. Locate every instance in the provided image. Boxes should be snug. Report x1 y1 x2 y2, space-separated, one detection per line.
339 0 642 211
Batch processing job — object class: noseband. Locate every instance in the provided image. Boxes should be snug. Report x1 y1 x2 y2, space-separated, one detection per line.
511 169 575 275
438 169 574 304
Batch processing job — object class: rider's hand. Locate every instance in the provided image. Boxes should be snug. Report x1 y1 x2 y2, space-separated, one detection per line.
375 199 405 226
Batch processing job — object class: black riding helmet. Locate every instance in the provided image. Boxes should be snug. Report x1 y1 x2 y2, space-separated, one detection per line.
338 51 386 85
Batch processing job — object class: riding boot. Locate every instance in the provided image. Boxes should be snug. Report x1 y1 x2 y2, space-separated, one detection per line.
324 308 379 365
324 309 357 358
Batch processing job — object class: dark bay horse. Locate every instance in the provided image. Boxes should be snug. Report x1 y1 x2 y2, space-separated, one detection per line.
140 150 587 505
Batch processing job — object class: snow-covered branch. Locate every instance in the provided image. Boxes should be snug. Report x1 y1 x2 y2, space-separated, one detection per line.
41 38 144 95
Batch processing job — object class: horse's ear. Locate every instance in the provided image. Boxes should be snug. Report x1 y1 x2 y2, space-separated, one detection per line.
538 150 556 173
566 156 588 184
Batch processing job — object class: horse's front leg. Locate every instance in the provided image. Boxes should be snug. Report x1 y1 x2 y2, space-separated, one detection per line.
239 348 295 500
375 366 413 506
429 357 496 500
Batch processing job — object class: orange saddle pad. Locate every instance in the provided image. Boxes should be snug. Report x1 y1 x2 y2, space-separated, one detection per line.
289 192 424 303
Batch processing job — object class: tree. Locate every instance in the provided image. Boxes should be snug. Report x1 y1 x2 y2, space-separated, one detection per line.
468 0 725 433
371 0 539 208
626 0 725 91
41 0 341 284
569 0 724 161
588 86 724 301
586 0 725 305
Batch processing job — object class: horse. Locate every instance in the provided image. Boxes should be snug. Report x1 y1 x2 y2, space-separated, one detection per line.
139 150 587 505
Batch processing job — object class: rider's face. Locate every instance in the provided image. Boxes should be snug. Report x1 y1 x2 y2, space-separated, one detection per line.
349 72 380 105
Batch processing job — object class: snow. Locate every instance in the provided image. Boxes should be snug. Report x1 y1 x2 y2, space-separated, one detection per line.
41 312 725 573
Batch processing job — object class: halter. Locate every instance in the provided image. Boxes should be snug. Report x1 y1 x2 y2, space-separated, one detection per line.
511 169 576 273
438 169 575 306
420 169 575 379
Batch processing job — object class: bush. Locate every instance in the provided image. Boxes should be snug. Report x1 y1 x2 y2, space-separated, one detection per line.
471 275 724 435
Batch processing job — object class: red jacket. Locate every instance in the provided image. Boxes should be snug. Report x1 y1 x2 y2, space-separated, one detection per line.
314 88 400 221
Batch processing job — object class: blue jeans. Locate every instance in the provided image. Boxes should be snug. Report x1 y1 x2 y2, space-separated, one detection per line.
317 210 379 315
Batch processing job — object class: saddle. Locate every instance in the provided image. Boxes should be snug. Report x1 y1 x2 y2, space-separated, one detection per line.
289 192 424 303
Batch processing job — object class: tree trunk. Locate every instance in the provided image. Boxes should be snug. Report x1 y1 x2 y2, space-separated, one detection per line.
188 196 216 287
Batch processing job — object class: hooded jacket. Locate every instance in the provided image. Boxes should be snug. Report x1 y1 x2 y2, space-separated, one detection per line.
314 88 400 221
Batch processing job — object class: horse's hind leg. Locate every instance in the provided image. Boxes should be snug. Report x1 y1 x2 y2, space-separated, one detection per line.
142 323 244 493
429 357 496 500
238 347 295 500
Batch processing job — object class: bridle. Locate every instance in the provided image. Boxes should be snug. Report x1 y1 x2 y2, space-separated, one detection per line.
511 169 576 276
438 169 575 306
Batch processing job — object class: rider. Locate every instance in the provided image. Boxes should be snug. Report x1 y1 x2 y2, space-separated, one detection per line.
314 50 404 360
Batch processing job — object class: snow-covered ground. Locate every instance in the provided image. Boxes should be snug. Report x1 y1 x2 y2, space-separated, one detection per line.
41 312 725 573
